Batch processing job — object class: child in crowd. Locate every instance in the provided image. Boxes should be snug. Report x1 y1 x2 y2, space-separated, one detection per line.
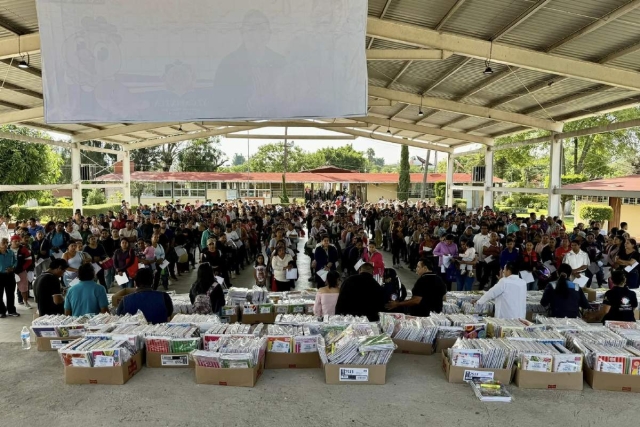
254 254 267 287
458 239 476 276
142 240 156 271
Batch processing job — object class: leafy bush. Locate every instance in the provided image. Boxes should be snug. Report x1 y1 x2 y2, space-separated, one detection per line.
9 203 123 222
108 191 124 204
36 191 54 206
54 198 73 208
579 204 613 222
435 196 445 206
454 198 467 211
85 188 107 205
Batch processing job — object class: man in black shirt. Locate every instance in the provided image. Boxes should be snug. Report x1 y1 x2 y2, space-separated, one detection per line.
386 259 447 317
335 263 386 321
35 259 68 316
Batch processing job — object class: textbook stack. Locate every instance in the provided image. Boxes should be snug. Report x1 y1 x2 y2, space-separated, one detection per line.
58 336 142 385
379 313 439 355
144 324 200 368
320 324 395 385
192 336 267 387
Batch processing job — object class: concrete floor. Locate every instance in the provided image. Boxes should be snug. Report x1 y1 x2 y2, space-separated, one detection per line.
1 238 638 427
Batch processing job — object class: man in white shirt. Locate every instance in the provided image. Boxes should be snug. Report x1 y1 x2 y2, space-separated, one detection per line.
473 224 491 289
476 262 526 319
563 240 590 283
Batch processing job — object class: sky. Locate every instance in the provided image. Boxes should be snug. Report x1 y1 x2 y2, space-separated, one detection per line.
217 126 451 167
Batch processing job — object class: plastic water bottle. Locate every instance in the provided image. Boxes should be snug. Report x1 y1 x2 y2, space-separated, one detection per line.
21 326 31 350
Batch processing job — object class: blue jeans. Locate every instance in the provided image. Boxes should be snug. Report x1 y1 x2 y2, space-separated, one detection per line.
456 272 474 291
105 267 115 289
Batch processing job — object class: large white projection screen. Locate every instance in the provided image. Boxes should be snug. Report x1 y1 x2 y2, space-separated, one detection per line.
35 0 368 123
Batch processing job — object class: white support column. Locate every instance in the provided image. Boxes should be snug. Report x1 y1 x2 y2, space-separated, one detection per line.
71 144 82 213
121 151 132 204
446 154 455 207
484 148 494 208
548 133 562 217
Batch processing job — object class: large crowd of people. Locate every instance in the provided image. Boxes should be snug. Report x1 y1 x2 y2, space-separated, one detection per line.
0 198 636 326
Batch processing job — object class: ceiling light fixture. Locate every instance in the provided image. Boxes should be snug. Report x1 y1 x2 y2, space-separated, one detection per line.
483 41 494 75
387 119 392 134
17 37 29 68
418 95 424 117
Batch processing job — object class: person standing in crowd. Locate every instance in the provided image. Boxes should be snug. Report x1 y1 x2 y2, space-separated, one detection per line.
46 222 70 257
0 237 18 318
335 263 386 321
518 241 539 291
481 232 502 290
555 237 571 268
540 263 591 318
27 218 44 238
272 245 294 291
64 264 109 316
113 238 136 289
476 262 526 319
313 270 341 316
382 268 407 310
313 235 338 288
117 268 173 324
598 270 638 323
473 224 491 289
363 241 384 279
615 238 640 289
119 220 138 243
189 263 224 315
433 234 459 291
11 234 33 308
34 259 68 316
391 222 404 268
563 239 590 284
455 239 477 292
62 242 83 287
83 235 108 291
32 230 50 278
385 259 447 316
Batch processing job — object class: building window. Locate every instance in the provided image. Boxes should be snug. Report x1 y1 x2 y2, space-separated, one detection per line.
207 182 219 190
575 195 608 203
174 182 206 198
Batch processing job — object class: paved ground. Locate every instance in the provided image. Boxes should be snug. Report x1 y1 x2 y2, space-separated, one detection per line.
0 238 638 427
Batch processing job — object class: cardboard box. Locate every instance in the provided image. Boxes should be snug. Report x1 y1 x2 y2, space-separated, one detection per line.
241 312 277 325
221 306 239 324
441 351 514 384
194 357 264 387
64 351 142 385
514 368 583 390
393 339 434 355
146 351 195 368
265 351 321 369
584 363 640 392
582 287 597 302
36 336 80 352
435 338 458 354
324 364 387 385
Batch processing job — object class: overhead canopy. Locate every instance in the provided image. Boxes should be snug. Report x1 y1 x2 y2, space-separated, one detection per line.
0 0 639 154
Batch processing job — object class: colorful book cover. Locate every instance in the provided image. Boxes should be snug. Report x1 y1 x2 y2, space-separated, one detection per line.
521 354 553 372
628 357 640 375
596 354 626 374
553 353 583 373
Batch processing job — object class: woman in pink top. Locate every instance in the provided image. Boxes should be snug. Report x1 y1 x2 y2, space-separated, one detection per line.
314 270 341 316
363 241 385 278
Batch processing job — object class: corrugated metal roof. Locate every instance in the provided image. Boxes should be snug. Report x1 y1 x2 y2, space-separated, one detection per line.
440 0 535 40
0 0 636 144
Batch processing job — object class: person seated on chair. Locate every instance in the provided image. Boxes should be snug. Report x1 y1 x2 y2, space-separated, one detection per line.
116 268 173 324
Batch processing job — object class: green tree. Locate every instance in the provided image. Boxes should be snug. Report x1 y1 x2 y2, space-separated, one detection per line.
307 144 368 171
85 188 106 205
232 153 247 166
246 143 308 172
0 126 63 213
177 137 227 172
131 182 153 205
130 147 162 171
398 145 410 201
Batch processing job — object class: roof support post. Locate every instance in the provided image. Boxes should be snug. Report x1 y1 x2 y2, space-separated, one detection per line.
446 154 455 207
71 144 82 213
484 148 494 208
548 133 562 217
121 151 131 204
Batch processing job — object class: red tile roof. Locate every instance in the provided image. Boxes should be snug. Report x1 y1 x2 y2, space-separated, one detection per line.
563 175 640 192
95 171 503 184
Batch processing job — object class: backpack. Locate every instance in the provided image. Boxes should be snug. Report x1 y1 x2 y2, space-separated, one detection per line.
194 287 213 314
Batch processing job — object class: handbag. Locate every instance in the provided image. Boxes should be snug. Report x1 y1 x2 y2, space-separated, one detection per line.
101 258 114 270
126 250 139 278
